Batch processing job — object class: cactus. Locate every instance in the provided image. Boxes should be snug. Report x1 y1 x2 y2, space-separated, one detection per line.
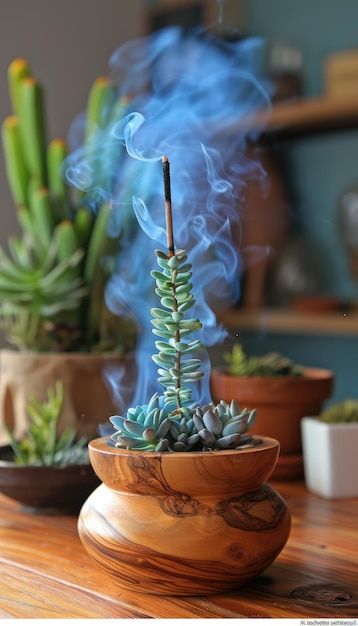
1 115 29 206
0 57 136 353
47 138 69 218
17 76 47 185
223 343 304 377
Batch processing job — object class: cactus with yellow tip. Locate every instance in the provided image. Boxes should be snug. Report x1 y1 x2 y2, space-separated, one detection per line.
1 115 29 207
0 57 136 353
8 57 31 116
17 76 47 185
85 76 116 143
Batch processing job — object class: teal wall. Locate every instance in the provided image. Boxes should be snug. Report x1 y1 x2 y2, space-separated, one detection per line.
238 331 358 407
245 0 358 97
218 1 358 404
246 0 358 300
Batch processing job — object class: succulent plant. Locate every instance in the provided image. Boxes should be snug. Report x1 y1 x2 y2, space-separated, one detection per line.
223 343 304 377
319 399 358 423
109 163 257 454
0 58 136 352
5 381 89 466
110 393 256 452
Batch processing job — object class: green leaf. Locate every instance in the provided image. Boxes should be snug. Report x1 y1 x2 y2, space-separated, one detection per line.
160 296 176 309
124 420 145 437
175 282 192 294
152 329 173 338
155 341 176 353
151 307 171 319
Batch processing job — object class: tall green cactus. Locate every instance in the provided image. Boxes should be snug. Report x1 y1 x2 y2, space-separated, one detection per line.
0 57 136 353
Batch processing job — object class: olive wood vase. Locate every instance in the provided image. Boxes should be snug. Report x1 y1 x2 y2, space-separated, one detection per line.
210 366 334 480
78 436 291 596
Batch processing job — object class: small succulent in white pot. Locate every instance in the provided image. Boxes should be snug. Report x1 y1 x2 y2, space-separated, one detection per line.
301 399 358 499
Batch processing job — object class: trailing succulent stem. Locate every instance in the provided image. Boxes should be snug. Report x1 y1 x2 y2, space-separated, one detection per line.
110 243 256 452
151 249 203 412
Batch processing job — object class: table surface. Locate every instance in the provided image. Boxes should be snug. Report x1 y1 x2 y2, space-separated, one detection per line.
0 480 357 619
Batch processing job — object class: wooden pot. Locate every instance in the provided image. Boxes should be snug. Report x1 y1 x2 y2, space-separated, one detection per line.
210 367 334 480
0 349 124 445
78 436 291 596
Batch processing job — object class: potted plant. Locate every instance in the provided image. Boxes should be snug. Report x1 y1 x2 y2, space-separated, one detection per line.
301 399 358 499
210 343 334 480
0 380 100 511
77 157 291 596
0 58 136 444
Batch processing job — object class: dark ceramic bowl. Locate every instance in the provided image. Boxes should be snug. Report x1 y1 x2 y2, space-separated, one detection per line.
0 445 100 512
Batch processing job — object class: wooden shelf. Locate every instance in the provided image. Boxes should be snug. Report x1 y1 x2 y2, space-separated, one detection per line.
224 97 358 334
219 306 358 336
234 95 358 139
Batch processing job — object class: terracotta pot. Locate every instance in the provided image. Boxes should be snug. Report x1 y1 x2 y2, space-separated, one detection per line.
78 436 291 596
210 367 334 480
0 445 100 512
0 349 124 445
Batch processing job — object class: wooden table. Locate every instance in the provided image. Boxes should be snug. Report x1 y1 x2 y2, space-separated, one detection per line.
0 481 357 619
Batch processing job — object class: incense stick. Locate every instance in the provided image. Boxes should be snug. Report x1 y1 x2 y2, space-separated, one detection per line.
162 156 175 257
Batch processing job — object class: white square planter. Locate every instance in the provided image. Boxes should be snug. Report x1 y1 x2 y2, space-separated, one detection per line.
301 416 358 499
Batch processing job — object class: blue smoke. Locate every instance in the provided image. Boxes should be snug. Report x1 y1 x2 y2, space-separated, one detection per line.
65 26 270 410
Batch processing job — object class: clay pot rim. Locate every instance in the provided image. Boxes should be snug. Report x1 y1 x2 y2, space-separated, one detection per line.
89 435 279 459
211 365 334 382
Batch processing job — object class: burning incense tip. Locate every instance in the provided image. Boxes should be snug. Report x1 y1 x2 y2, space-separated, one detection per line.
162 156 174 256
162 156 171 202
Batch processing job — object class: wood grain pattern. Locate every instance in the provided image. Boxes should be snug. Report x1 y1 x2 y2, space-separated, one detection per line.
78 436 291 595
0 480 357 617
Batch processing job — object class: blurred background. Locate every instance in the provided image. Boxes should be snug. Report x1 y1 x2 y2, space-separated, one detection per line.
1 0 358 402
